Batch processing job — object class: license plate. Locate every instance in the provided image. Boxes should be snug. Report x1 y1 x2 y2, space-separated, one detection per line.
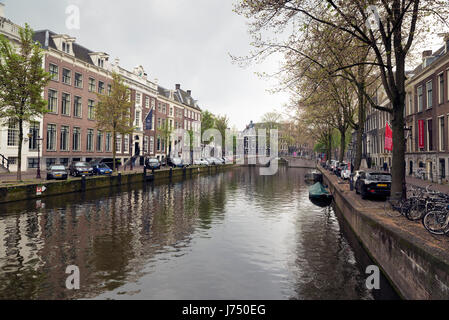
55 174 61 177
83 172 89 174
377 184 387 187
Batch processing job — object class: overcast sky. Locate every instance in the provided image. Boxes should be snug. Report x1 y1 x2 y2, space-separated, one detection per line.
3 0 289 130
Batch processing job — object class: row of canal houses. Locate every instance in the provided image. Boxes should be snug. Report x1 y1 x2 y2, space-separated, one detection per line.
360 35 449 183
0 3 203 173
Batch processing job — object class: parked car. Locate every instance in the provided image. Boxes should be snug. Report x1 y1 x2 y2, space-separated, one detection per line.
145 158 161 170
335 162 347 177
46 165 68 180
167 157 185 168
193 158 209 166
330 160 339 172
91 162 113 175
214 157 225 165
355 171 392 199
340 165 351 180
352 170 365 186
205 157 218 165
69 162 94 177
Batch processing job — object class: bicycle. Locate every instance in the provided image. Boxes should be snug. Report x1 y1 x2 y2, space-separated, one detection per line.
422 204 449 235
384 192 408 217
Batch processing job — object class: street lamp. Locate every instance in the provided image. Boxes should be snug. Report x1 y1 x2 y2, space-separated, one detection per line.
28 123 43 179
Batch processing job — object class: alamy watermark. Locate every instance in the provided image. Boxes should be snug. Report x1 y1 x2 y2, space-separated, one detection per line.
65 4 80 30
365 265 380 290
66 265 80 290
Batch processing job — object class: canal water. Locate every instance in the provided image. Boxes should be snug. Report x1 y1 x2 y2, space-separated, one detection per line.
0 166 398 300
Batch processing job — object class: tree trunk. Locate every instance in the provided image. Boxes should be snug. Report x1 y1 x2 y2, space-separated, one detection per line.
17 119 23 181
112 129 117 172
326 131 332 162
339 127 346 162
354 85 365 170
391 98 406 200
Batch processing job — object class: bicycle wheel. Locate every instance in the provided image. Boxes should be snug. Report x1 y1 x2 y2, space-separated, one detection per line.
384 199 402 217
406 199 425 221
422 211 447 235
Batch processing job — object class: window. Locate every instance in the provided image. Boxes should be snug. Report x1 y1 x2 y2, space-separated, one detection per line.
417 86 423 112
107 84 112 95
88 78 96 92
60 158 69 167
158 118 161 129
170 106 174 117
88 100 95 120
49 64 58 81
62 68 71 85
135 111 141 129
150 136 154 154
158 102 161 112
28 158 39 169
126 89 131 102
28 122 39 151
427 119 433 151
87 129 94 152
46 158 56 169
62 42 70 53
151 98 155 109
408 93 413 116
144 136 149 154
60 126 69 151
75 73 83 88
124 135 129 153
98 81 105 94
145 97 149 108
439 117 445 151
157 135 161 151
74 96 82 118
61 93 70 116
105 133 112 152
116 135 122 153
46 124 57 151
426 81 433 109
439 74 445 104
96 131 103 152
48 89 58 113
7 120 18 146
136 93 141 105
162 105 166 114
73 127 81 151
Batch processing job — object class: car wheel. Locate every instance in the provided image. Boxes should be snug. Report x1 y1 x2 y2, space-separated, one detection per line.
361 187 367 200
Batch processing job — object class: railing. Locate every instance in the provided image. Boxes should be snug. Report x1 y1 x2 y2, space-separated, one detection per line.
0 153 10 172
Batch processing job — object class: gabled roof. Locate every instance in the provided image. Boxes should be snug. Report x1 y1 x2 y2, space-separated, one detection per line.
174 88 201 111
33 29 95 65
409 45 448 81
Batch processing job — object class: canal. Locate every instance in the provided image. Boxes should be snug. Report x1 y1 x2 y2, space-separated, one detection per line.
0 166 398 300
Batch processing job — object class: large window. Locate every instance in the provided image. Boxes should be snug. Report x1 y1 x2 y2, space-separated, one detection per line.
439 73 445 104
96 131 103 152
49 64 58 81
28 122 39 151
150 136 154 154
61 93 70 116
48 89 58 113
46 124 57 151
73 127 81 151
105 133 112 152
427 81 433 109
88 78 96 92
427 119 433 151
116 135 122 153
60 125 69 151
7 120 18 146
75 73 83 88
87 129 94 152
135 111 141 129
62 68 71 85
439 117 445 151
123 135 129 153
88 100 95 120
98 81 105 94
74 96 82 118
417 86 423 112
144 136 149 154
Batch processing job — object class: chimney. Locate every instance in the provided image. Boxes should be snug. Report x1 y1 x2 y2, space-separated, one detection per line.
114 58 120 66
175 84 181 90
0 3 5 18
187 90 192 96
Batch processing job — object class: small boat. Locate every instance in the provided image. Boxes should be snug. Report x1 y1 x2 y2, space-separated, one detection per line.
305 171 323 184
309 182 333 206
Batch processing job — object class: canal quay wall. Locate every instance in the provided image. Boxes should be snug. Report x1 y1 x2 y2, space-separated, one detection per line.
0 164 236 204
320 168 449 300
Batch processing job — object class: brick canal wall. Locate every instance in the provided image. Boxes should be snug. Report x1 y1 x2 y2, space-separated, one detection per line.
320 167 449 299
0 165 236 204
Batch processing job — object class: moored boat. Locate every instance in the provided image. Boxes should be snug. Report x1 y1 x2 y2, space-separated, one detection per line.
309 182 333 205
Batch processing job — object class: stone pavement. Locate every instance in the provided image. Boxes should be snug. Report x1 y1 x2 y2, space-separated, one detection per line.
406 176 449 194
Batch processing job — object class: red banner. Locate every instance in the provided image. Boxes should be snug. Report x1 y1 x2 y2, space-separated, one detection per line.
418 120 424 149
385 122 393 151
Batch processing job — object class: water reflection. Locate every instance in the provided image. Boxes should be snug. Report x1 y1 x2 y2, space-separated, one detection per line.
0 167 397 300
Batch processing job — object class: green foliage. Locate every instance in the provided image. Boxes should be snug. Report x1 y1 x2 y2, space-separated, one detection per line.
0 23 51 180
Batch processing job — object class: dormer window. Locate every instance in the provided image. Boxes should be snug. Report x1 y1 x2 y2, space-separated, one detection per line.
97 58 104 68
62 42 70 54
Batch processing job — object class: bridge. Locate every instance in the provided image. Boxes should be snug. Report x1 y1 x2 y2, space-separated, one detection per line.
282 156 316 169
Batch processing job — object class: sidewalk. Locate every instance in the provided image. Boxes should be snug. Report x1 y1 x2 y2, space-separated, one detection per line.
406 176 449 194
0 165 148 185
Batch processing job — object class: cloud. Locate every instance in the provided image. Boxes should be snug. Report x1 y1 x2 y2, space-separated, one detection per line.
3 0 289 129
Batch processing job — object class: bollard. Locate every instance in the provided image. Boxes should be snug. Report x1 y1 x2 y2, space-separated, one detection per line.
169 167 173 180
143 166 147 181
118 172 122 185
183 167 187 177
81 175 86 192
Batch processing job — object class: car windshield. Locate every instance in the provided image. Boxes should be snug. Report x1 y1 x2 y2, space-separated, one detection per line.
149 159 158 163
51 165 65 170
99 164 110 169
75 162 89 167
172 158 181 163
367 173 391 181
